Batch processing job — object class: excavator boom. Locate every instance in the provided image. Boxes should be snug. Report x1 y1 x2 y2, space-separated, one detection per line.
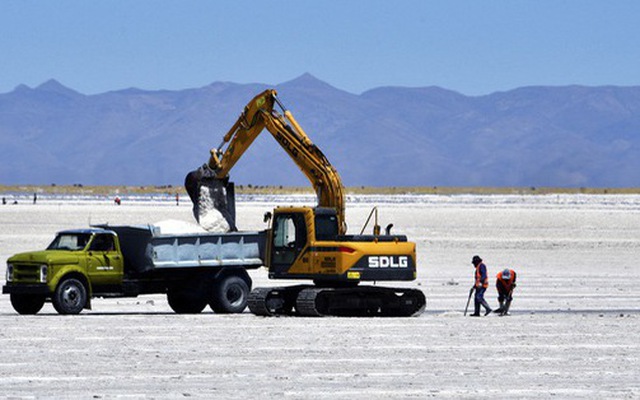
185 89 345 233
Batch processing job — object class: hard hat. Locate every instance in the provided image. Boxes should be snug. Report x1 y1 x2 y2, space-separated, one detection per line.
472 255 482 265
502 269 511 280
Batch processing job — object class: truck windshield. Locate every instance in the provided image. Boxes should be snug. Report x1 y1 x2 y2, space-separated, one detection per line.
47 233 92 251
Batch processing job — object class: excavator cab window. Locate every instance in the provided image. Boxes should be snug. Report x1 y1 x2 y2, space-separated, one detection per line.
315 213 338 241
272 213 307 268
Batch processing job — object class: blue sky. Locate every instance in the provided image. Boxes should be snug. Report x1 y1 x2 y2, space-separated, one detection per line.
2 1 639 96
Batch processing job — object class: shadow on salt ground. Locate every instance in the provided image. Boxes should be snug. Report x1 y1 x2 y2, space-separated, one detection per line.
425 308 640 316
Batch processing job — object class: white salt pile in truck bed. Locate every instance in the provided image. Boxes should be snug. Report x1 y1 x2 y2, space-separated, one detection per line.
153 212 230 235
154 185 232 234
153 219 207 235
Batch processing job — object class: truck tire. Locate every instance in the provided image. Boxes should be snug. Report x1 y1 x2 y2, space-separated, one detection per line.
210 275 249 314
167 288 208 314
10 293 46 315
52 278 87 315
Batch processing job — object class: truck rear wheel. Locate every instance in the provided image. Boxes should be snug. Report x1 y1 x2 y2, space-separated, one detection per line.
10 293 46 315
167 288 208 314
52 278 87 315
210 275 249 314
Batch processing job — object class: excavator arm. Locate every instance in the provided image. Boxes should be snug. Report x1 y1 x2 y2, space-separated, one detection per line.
185 89 346 234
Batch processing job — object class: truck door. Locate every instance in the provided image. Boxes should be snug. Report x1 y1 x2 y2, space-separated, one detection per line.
86 234 124 287
270 212 309 277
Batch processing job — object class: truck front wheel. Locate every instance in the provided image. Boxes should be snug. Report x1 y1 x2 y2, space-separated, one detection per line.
10 293 46 315
210 275 249 314
52 278 87 315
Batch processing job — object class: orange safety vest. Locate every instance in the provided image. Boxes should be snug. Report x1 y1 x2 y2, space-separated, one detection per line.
496 269 516 290
475 263 489 288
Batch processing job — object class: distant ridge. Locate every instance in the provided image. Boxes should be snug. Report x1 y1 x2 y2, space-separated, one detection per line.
1 74 639 187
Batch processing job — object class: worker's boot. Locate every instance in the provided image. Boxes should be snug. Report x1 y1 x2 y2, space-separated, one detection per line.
481 299 492 316
470 301 480 317
502 299 512 316
495 299 505 315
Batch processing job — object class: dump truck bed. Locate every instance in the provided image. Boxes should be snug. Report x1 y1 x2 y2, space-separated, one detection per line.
151 231 265 268
95 225 266 274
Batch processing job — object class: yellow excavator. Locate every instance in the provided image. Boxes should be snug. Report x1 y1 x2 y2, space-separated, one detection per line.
185 89 425 316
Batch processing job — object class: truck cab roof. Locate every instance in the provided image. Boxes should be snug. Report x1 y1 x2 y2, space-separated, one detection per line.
58 228 116 236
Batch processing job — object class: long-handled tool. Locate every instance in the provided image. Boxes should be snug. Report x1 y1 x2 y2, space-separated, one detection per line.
464 286 475 316
501 286 515 316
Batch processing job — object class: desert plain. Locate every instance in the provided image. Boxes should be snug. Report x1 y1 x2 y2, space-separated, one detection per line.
0 193 639 399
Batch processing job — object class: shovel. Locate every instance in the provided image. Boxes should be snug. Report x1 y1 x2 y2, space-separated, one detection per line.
464 286 475 316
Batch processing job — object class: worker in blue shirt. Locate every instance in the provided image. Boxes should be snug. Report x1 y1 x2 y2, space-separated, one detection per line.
470 255 492 316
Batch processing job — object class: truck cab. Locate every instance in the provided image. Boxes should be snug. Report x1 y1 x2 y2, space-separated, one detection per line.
49 229 124 288
4 228 124 314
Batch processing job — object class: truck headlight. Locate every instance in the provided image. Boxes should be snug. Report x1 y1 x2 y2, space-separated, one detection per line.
6 264 13 282
39 265 48 283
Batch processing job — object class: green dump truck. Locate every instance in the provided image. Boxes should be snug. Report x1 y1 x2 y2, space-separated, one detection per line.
3 225 265 315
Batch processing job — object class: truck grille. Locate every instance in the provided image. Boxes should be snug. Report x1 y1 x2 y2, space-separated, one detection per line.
12 264 42 283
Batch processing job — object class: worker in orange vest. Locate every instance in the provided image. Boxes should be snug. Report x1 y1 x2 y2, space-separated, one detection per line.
470 255 492 316
496 268 517 316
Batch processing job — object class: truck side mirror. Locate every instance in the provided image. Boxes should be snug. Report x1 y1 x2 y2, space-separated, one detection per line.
263 212 272 223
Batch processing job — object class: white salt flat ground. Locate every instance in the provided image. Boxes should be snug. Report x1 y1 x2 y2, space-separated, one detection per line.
0 195 639 398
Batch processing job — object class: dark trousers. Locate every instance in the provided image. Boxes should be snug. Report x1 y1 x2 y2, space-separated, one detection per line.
474 286 491 314
497 284 513 302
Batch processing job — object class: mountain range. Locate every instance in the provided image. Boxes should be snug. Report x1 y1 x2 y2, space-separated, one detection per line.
1 74 639 187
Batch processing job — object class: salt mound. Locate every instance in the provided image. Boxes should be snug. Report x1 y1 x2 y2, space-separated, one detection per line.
198 206 231 233
197 186 231 233
154 219 207 235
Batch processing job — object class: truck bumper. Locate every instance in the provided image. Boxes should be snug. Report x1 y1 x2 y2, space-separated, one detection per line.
3 284 50 295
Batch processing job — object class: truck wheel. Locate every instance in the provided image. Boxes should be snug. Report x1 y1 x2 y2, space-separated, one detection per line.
10 294 45 315
52 278 87 315
167 288 207 314
210 275 249 313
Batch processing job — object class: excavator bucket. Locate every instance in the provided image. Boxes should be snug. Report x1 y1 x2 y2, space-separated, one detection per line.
185 164 237 232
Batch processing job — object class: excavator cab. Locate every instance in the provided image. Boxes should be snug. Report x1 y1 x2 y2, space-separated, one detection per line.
270 210 308 275
268 207 340 279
